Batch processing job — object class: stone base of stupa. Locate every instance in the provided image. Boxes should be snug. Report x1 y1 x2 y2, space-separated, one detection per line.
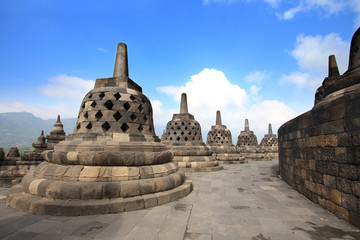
6 159 192 216
7 179 192 216
209 146 247 164
171 145 223 172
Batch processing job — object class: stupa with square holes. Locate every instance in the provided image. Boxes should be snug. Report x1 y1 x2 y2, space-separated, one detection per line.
6 42 192 216
206 110 246 164
259 124 278 160
236 119 264 161
162 93 222 172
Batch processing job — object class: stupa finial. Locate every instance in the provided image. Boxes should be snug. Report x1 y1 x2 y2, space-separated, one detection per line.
216 110 222 125
57 115 61 123
113 42 129 78
329 55 340 77
268 123 273 134
245 119 249 131
180 93 188 114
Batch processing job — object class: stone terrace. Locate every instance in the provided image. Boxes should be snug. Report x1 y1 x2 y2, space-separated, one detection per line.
0 160 359 240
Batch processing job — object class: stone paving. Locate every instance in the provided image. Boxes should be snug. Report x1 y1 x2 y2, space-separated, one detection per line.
0 160 359 240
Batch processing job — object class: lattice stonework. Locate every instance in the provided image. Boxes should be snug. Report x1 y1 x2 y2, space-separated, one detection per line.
237 134 258 146
163 119 202 143
74 90 154 135
260 136 278 147
207 128 232 145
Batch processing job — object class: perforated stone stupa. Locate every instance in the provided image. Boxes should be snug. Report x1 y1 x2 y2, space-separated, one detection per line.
207 111 246 164
259 124 278 160
7 43 192 215
236 119 264 161
162 93 222 172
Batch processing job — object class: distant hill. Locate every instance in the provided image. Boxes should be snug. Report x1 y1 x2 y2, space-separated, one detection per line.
0 112 77 152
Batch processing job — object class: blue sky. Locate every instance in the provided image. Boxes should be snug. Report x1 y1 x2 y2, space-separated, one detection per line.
0 0 358 142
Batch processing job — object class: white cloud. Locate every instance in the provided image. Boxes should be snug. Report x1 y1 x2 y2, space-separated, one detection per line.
0 101 79 119
264 0 281 8
250 85 261 95
276 0 360 28
244 71 270 83
291 33 349 74
97 48 108 53
282 32 349 88
156 68 296 142
38 75 95 100
279 71 322 88
277 5 303 20
158 68 248 111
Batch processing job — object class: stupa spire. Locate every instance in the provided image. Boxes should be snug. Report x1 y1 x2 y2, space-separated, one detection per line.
180 93 188 114
113 42 129 78
56 115 60 123
268 124 273 134
216 110 222 125
245 119 249 131
328 55 340 77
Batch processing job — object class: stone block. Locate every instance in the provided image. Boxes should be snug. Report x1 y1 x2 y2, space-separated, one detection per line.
45 181 63 199
143 194 158 208
327 163 339 176
109 198 125 213
103 182 121 198
335 177 352 194
338 164 358 180
351 181 360 197
61 182 81 199
155 191 171 205
63 165 83 181
330 189 342 205
341 193 358 212
334 204 350 222
124 196 145 211
120 180 140 197
37 179 53 197
138 179 156 195
325 199 336 214
79 166 101 181
81 182 103 199
323 174 336 188
112 167 129 181
308 160 316 171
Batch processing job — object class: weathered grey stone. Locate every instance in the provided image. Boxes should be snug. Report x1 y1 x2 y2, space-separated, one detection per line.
162 94 222 172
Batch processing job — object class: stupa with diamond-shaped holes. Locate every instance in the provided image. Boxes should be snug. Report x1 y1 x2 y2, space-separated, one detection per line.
162 93 222 172
207 111 246 164
7 43 192 215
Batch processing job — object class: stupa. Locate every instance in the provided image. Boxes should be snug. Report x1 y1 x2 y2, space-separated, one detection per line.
7 42 192 215
207 111 246 164
32 131 48 152
259 124 278 160
162 93 222 172
236 119 264 161
46 115 66 149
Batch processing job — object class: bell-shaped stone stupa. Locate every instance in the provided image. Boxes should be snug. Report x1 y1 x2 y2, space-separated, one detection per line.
207 111 246 164
46 115 66 149
7 43 192 216
236 119 263 161
259 124 278 160
162 93 222 172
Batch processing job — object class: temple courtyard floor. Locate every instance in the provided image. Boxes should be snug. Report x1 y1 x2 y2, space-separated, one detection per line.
0 159 359 240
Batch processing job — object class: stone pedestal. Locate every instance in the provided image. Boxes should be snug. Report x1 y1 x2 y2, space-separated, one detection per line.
207 111 246 164
7 42 192 215
162 93 222 172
